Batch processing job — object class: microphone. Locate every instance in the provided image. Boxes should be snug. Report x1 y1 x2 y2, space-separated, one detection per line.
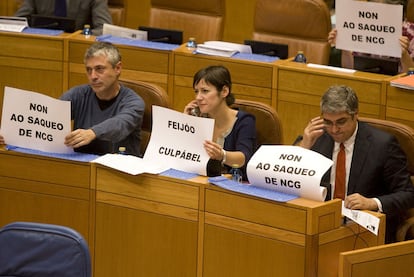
292 135 303 146
260 50 276 57
33 21 60 29
150 36 170 42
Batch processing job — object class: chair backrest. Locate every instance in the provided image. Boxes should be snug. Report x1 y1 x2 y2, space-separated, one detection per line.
359 117 414 175
0 221 91 277
120 79 170 154
149 0 225 43
253 0 332 64
231 99 283 146
108 5 125 26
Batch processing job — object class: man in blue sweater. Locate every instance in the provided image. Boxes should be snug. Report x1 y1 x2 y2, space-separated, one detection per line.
60 42 145 156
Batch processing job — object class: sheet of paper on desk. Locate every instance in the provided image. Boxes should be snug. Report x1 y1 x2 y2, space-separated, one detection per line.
92 154 169 175
390 74 414 90
342 202 380 235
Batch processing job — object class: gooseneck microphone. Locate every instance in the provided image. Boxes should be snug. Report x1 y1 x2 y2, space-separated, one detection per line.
292 135 303 146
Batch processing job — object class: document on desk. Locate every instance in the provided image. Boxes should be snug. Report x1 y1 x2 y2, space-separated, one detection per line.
195 41 252 57
342 202 380 235
1 86 73 154
246 145 333 201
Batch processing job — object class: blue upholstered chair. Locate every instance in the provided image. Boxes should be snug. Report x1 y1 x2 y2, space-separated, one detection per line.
0 221 91 277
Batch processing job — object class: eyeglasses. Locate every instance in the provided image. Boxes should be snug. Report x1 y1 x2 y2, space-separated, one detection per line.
323 116 353 128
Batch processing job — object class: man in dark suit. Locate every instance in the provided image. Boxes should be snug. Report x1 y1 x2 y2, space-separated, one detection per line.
15 0 112 35
300 85 414 243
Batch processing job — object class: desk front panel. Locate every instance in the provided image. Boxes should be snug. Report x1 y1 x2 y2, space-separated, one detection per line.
67 36 172 92
318 216 386 277
202 185 342 277
386 85 414 129
277 62 388 143
0 151 92 244
94 167 200 277
172 48 275 112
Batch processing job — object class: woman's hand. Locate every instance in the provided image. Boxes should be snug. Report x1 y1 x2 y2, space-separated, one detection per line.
183 100 199 115
203 140 224 161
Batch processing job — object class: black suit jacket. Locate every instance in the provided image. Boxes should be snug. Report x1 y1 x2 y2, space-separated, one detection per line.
312 121 414 242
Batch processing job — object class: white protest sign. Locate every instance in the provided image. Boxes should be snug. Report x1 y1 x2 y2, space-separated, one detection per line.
336 0 402 58
143 106 214 175
246 145 333 201
1 86 73 154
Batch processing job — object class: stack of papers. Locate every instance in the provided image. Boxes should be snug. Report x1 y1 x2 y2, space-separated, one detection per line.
195 41 252 58
103 23 147 40
0 16 28 32
390 74 414 90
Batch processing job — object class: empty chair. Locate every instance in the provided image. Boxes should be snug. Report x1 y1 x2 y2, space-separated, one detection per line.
108 5 125 26
232 99 283 146
252 0 332 64
120 79 170 154
149 0 225 44
0 221 91 277
359 117 414 241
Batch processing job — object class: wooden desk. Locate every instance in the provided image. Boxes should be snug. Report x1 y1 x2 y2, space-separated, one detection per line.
67 34 173 94
92 164 201 277
276 62 390 144
0 150 94 254
171 45 279 112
